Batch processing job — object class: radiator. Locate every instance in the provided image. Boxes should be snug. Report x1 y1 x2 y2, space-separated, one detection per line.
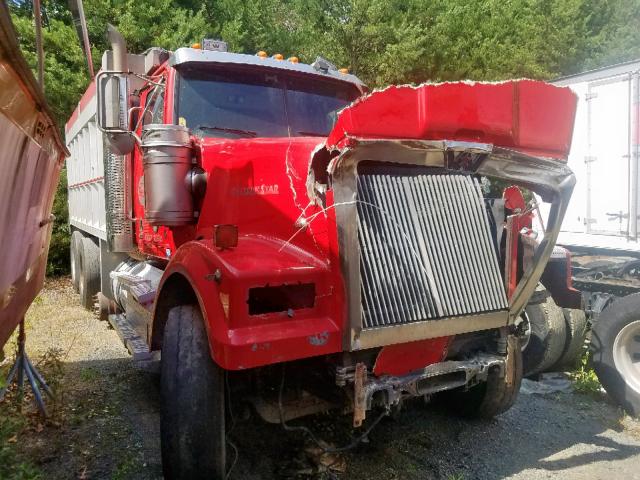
356 166 507 329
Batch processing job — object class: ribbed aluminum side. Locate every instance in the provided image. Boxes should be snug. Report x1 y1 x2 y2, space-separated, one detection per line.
356 168 507 329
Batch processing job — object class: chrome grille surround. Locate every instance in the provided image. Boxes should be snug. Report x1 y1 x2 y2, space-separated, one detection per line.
327 139 575 350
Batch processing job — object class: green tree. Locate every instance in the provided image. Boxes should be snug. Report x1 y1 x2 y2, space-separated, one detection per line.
8 0 640 276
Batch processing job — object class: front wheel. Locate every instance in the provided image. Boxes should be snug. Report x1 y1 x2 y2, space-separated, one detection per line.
591 293 640 417
161 305 226 479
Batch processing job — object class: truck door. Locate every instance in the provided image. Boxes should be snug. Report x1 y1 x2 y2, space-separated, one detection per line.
586 75 632 236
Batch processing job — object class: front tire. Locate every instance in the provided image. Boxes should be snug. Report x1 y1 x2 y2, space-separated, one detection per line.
161 305 226 479
591 293 640 417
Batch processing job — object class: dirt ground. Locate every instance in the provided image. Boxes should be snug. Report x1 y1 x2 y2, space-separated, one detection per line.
2 278 640 480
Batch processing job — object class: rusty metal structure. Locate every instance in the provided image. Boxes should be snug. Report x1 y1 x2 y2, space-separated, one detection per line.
0 1 67 350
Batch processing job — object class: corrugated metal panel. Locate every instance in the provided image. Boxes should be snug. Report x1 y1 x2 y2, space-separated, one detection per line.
357 167 507 329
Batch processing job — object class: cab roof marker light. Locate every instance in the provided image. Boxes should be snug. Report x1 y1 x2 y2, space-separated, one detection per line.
256 50 268 58
191 42 201 49
288 56 299 64
339 68 349 74
273 53 284 61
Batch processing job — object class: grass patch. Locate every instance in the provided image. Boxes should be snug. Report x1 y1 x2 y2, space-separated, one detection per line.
111 452 138 480
0 346 67 480
79 367 99 382
0 406 42 480
571 351 601 394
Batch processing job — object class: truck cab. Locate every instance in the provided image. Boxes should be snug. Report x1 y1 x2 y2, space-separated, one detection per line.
65 28 577 479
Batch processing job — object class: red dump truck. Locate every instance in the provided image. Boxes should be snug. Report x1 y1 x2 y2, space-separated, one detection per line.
65 26 577 479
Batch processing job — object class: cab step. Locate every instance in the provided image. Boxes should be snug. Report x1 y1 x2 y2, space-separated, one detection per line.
107 313 160 372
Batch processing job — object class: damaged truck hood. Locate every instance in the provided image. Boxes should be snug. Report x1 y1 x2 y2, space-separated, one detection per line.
309 79 577 337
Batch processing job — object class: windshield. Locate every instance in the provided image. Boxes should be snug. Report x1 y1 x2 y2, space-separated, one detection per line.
176 66 361 139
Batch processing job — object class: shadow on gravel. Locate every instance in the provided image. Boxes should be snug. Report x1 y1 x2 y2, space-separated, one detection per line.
6 355 640 480
66 357 638 480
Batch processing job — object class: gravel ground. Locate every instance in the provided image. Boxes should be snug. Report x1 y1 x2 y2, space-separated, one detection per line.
2 277 640 480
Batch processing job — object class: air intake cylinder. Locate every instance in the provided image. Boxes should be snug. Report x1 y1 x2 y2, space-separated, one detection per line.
141 124 194 226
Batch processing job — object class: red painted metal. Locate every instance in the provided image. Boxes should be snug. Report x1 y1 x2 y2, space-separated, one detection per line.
326 80 577 160
503 186 534 299
373 337 451 376
65 76 95 133
157 237 344 370
503 185 527 212
67 176 104 189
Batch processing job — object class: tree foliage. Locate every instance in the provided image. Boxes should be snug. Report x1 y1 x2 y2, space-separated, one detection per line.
7 0 640 275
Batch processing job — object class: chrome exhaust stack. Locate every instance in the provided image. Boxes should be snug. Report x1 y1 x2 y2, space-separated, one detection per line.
107 24 128 72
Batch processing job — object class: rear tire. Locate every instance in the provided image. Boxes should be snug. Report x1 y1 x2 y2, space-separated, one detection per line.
443 336 522 419
591 294 640 417
550 308 588 372
70 231 83 293
522 293 566 377
78 236 100 310
161 305 226 480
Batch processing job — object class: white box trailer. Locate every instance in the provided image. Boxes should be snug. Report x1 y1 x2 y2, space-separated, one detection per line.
550 60 640 253
547 60 640 416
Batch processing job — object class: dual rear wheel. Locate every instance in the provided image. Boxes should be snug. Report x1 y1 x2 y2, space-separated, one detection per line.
69 230 100 310
521 288 588 377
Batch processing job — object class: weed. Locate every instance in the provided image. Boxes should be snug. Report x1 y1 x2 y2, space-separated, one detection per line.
446 474 465 480
35 347 65 417
572 352 601 394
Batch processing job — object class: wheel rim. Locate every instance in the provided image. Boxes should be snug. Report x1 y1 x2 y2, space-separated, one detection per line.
71 255 76 282
613 319 640 396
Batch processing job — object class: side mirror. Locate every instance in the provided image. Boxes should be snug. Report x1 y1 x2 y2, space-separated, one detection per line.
96 72 135 155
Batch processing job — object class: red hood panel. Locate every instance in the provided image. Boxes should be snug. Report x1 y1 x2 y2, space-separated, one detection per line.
196 137 328 257
326 80 577 160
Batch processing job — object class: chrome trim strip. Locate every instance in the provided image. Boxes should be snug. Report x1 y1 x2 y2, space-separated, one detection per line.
353 311 509 350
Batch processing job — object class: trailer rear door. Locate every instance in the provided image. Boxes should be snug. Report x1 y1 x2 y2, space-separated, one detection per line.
586 75 631 236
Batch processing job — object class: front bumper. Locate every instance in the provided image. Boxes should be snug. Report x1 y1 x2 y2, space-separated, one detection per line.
350 351 506 426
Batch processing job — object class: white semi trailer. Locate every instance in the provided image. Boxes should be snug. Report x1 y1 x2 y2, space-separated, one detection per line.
549 60 640 415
